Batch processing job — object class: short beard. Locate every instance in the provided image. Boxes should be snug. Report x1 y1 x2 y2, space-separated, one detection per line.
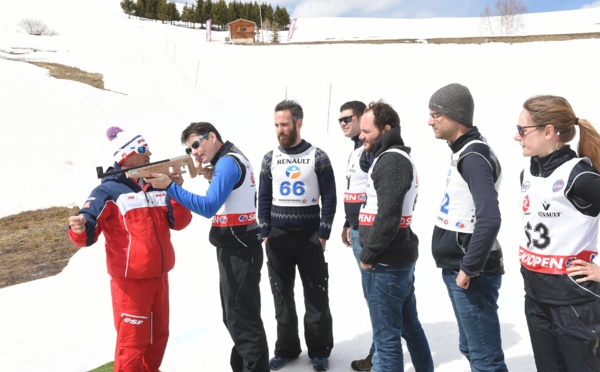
278 126 298 148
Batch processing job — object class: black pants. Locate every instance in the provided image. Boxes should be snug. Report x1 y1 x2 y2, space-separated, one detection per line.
525 295 600 372
266 227 333 359
218 244 269 372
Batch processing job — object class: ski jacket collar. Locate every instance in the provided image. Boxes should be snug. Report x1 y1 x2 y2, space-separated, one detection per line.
211 140 234 166
279 139 312 155
448 126 482 153
373 126 409 158
351 135 363 150
529 145 578 177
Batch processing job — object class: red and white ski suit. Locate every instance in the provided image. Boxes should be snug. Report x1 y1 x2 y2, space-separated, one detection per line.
69 171 191 372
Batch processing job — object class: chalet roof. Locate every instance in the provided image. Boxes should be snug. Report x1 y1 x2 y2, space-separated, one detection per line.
227 18 257 26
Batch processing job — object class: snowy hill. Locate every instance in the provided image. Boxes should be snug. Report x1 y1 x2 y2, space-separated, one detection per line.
1 1 600 371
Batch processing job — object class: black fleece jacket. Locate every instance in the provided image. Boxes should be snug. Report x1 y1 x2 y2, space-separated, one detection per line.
358 127 419 265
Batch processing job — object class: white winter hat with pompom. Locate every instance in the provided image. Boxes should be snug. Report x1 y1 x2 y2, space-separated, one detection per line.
106 126 148 165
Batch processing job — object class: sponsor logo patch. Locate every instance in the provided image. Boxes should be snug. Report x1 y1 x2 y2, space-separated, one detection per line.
552 179 565 192
522 195 530 212
285 165 301 179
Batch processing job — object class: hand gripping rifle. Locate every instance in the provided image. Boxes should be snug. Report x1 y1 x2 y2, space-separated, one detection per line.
96 155 209 179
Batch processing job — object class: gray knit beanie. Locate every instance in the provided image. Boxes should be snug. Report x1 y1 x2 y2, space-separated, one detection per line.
429 83 474 127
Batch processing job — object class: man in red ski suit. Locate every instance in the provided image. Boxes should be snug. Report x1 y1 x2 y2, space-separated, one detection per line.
68 127 192 372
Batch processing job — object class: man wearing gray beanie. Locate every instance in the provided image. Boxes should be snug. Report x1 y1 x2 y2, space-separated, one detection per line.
428 83 508 371
429 83 474 128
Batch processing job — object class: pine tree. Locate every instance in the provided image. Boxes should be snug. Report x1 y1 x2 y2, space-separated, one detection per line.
239 2 251 20
181 4 193 26
164 2 180 23
227 2 238 24
270 21 279 43
261 4 273 29
249 1 260 25
135 0 147 18
273 6 289 29
146 0 159 20
120 0 136 19
203 0 213 24
195 0 206 24
212 0 228 29
120 0 289 31
157 0 169 22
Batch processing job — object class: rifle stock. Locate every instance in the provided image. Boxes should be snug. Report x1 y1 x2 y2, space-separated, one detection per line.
96 155 210 179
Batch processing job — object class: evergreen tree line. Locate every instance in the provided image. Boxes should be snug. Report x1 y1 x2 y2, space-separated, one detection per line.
120 0 291 30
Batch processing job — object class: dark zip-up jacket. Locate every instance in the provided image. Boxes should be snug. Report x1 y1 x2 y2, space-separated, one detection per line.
431 127 504 276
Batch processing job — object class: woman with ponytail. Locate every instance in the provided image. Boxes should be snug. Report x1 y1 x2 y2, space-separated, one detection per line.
515 95 600 371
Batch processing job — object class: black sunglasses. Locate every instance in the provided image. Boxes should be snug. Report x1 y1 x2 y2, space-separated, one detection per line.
338 115 354 125
516 124 545 136
185 133 209 155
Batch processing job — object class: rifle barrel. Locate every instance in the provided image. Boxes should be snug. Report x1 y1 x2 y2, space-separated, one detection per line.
96 158 172 179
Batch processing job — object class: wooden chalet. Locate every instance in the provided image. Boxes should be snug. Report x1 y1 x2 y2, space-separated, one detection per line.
227 19 256 44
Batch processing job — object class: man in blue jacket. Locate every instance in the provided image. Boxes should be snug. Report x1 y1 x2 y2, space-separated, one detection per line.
146 122 269 372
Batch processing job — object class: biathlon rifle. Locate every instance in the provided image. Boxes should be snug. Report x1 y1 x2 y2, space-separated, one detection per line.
96 155 210 179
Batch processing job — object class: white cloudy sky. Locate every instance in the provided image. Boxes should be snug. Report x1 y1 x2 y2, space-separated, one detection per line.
175 0 600 18
1 1 600 372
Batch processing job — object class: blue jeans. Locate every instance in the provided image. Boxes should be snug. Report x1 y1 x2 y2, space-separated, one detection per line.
349 227 362 265
442 269 507 372
350 227 376 356
362 262 433 372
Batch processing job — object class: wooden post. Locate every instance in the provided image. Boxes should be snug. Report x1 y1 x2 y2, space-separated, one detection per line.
327 82 332 132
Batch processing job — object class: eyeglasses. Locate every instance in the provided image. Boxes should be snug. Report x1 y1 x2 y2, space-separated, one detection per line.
429 112 442 119
516 124 545 136
185 133 209 155
338 115 354 125
130 145 149 154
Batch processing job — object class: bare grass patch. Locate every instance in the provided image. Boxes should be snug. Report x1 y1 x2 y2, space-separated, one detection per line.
0 207 80 288
29 62 104 90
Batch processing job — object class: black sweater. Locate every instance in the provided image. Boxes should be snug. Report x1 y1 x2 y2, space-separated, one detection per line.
258 139 337 239
359 127 419 265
